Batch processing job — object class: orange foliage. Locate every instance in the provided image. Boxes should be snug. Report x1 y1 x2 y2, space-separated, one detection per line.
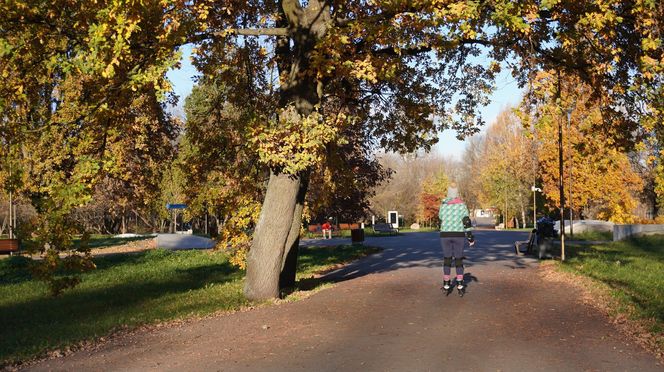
526 72 642 223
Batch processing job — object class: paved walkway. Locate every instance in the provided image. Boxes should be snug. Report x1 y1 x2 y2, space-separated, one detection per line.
29 231 661 371
156 234 215 250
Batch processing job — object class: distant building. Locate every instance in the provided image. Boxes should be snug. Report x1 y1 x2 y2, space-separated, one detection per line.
473 208 497 228
473 208 496 218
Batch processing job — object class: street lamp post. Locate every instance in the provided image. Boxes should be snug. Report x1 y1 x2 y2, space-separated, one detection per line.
8 154 13 240
558 105 566 261
531 185 542 228
566 109 574 239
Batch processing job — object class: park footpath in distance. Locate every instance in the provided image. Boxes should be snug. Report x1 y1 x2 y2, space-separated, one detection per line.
26 230 662 372
156 234 215 250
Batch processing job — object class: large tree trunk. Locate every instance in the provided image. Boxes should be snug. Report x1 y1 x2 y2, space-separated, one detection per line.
244 0 330 301
244 172 304 300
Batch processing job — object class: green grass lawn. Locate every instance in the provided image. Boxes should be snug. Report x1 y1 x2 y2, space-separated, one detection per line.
567 230 613 241
0 244 378 365
563 235 664 336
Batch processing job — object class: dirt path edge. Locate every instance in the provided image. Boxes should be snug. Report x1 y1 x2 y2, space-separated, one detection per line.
539 261 664 363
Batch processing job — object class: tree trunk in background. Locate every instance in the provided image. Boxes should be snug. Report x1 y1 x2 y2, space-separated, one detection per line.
519 193 527 229
121 209 126 234
521 207 527 230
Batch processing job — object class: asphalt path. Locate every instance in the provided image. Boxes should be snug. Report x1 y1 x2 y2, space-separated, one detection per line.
28 230 662 371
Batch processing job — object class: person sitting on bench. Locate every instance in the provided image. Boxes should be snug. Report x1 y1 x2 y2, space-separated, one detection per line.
322 220 332 239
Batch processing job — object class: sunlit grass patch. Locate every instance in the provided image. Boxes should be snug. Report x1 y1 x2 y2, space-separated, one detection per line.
563 235 664 333
569 230 613 241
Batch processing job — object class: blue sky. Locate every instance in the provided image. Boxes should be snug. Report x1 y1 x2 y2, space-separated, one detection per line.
434 67 523 159
166 44 524 159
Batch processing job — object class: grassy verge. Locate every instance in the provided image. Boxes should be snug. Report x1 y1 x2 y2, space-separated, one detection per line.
0 244 379 366
568 230 613 241
561 236 663 351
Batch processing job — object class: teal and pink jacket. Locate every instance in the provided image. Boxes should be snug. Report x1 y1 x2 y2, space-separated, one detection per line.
439 197 471 237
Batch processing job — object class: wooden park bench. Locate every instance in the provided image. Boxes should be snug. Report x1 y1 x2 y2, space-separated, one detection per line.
514 229 537 256
0 239 20 256
373 222 398 235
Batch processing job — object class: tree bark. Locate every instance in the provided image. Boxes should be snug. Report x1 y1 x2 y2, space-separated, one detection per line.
279 173 309 289
121 209 126 234
244 172 303 300
521 205 527 230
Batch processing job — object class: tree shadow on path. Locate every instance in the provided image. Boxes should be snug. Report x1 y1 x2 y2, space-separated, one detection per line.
309 230 537 284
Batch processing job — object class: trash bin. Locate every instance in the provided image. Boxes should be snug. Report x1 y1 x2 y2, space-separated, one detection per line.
351 228 364 243
536 217 557 259
536 217 557 238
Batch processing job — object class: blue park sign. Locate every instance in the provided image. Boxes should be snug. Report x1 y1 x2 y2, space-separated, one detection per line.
166 203 187 210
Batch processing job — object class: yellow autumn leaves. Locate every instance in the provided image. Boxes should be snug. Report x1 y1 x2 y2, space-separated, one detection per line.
250 106 351 175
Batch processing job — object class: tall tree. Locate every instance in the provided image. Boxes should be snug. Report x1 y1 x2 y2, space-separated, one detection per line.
520 71 643 223
417 170 450 226
457 135 486 213
480 108 536 227
180 79 266 268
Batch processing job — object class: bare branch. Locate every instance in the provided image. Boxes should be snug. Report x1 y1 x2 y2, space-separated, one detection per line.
372 45 432 56
282 0 304 27
370 39 494 57
215 28 290 37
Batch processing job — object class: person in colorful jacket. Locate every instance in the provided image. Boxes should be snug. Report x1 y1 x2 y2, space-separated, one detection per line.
439 184 474 292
